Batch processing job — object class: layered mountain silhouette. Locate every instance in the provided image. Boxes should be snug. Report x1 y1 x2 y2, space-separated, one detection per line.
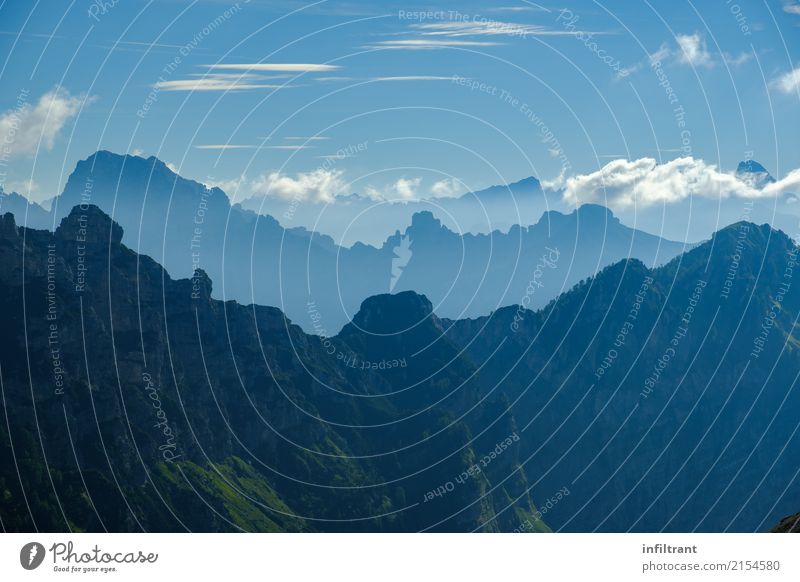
1 203 798 532
0 151 686 334
240 174 551 245
0 206 546 532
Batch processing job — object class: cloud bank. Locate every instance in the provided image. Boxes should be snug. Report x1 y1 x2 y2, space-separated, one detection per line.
561 157 800 209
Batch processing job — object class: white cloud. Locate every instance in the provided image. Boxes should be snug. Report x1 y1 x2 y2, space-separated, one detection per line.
365 39 503 50
155 74 288 92
194 144 260 150
194 144 313 150
250 169 346 203
488 6 543 12
158 64 337 92
205 174 248 201
371 75 454 82
3 179 39 195
366 177 423 200
784 3 800 15
431 177 462 197
205 63 340 72
392 177 422 199
561 157 800 209
648 43 671 66
0 88 87 157
723 51 751 66
165 161 179 173
411 20 566 38
675 32 714 68
541 167 568 191
772 67 800 94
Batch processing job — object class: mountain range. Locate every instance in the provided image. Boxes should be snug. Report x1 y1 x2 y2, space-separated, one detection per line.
239 174 552 246
0 151 687 334
1 202 798 531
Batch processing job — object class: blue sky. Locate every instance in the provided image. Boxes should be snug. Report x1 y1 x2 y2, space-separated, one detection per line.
0 0 798 204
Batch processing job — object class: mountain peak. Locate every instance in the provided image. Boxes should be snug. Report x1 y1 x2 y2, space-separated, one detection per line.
538 203 619 226
461 175 542 201
55 204 123 244
736 160 775 188
348 291 435 334
1 212 18 238
410 210 442 230
736 159 769 175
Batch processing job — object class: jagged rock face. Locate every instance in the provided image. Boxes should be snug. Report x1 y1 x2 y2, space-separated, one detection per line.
0 206 545 533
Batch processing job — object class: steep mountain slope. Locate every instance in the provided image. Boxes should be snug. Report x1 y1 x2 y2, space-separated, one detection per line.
444 220 800 532
0 205 545 532
1 203 798 532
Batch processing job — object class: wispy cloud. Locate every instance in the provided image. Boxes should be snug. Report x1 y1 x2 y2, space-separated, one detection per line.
647 33 716 69
675 32 714 68
205 63 340 72
723 51 751 66
488 5 549 13
155 74 288 92
411 20 573 38
370 15 605 51
194 144 261 150
194 144 314 150
0 87 89 157
365 39 503 50
648 43 671 66
772 67 800 94
156 63 337 92
371 75 454 81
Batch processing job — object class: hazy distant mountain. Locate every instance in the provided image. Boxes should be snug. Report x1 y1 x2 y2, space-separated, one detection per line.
240 174 554 246
8 151 684 333
0 188 51 229
380 204 686 321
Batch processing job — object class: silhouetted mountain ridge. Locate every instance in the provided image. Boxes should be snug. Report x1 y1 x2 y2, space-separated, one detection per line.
0 150 687 333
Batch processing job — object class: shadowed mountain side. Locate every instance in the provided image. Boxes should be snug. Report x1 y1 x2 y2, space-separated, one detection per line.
1 204 798 532
442 220 800 532
0 206 547 533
